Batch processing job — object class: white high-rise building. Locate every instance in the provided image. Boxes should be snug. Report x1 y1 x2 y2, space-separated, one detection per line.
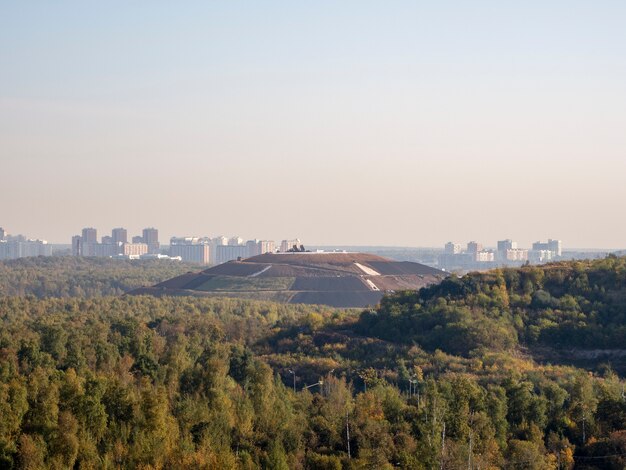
216 245 248 264
246 240 261 257
532 239 562 258
0 238 52 260
503 249 528 261
259 240 275 254
497 239 517 252
280 239 302 252
142 228 160 254
111 228 128 245
169 236 211 264
213 236 229 246
444 242 462 254
548 239 562 257
529 250 553 263
475 251 495 262
229 236 244 246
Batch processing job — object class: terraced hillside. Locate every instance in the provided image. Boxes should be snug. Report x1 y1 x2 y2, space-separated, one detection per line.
130 252 447 307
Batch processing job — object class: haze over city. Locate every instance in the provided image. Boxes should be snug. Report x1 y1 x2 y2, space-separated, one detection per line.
2 2 625 248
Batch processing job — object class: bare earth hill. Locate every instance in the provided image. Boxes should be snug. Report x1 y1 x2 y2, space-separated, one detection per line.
130 252 447 307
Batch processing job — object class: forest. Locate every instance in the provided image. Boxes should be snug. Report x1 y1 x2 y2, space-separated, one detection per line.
0 257 625 469
358 255 626 352
0 257 197 298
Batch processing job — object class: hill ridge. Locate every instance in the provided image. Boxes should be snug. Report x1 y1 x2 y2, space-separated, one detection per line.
132 252 447 307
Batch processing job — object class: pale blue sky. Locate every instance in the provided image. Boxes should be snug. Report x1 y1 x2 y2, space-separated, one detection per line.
1 2 625 247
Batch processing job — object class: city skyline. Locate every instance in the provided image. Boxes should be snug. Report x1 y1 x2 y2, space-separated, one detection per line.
2 223 624 251
5 222 584 272
2 2 626 248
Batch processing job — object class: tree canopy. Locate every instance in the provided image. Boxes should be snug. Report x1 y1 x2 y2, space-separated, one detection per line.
0 256 625 468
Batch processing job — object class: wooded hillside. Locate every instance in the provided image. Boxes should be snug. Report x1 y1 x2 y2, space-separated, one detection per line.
0 257 197 298
0 257 625 468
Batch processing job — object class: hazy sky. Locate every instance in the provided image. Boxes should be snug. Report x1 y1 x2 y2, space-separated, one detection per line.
1 2 625 248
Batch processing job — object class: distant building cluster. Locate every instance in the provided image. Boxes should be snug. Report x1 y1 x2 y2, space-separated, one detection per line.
169 236 301 265
69 227 302 265
439 239 562 272
0 227 52 260
71 227 166 260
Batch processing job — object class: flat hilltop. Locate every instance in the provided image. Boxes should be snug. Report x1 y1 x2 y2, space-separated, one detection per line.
131 252 447 307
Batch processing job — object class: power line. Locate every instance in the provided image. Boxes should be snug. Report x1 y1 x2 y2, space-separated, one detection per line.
574 452 626 460
503 451 626 468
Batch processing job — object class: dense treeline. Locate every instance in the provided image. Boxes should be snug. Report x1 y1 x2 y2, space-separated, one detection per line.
1 291 625 468
358 256 626 354
0 257 198 298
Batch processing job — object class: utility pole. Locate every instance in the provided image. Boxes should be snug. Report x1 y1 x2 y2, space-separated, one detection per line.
346 409 351 459
288 369 296 393
467 430 473 470
440 421 446 470
409 374 417 399
324 369 335 396
467 411 475 470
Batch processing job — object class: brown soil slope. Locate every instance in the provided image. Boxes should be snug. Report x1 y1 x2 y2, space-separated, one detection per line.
131 252 447 308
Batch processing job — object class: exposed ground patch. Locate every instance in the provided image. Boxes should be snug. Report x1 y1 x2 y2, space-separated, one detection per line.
132 252 447 307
